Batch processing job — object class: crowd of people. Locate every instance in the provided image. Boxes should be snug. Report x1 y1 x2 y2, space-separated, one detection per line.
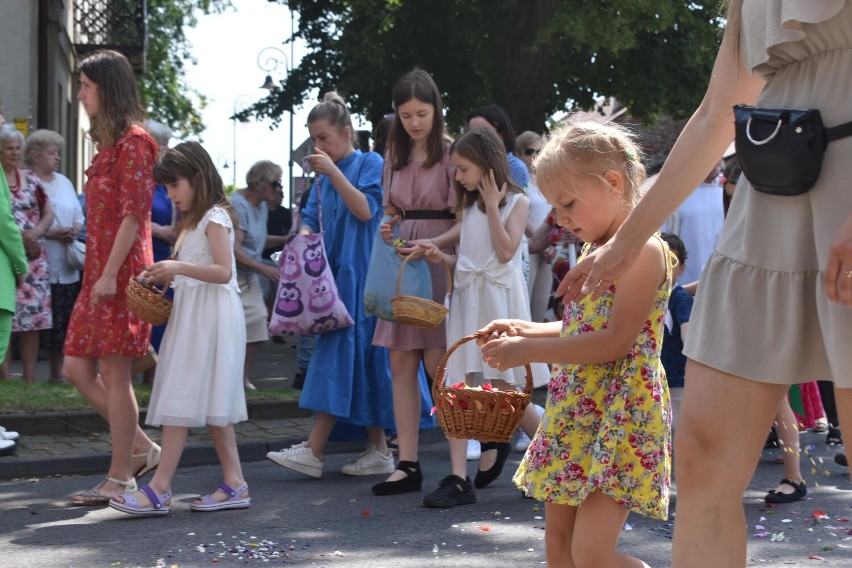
1 1 850 565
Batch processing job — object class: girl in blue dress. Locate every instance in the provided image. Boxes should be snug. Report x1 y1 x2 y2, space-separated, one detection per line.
266 92 395 478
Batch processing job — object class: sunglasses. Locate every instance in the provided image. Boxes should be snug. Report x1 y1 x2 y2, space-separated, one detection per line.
522 148 541 157
270 180 283 190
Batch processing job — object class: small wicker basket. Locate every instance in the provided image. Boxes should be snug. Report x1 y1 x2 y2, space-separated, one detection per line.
391 250 452 328
432 333 533 443
126 278 172 326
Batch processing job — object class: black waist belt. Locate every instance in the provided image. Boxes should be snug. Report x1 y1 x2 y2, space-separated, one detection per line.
400 209 455 220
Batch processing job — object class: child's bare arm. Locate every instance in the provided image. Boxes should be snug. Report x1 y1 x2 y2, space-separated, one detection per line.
144 222 233 285
482 237 666 370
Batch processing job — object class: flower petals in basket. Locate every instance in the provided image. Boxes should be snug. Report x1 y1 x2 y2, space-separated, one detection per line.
432 333 533 443
126 277 172 325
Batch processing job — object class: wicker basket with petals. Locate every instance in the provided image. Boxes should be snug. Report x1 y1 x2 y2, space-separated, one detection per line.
432 333 533 443
126 278 172 326
391 250 452 328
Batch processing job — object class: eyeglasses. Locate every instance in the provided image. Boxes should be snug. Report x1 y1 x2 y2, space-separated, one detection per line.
522 148 541 157
270 180 283 190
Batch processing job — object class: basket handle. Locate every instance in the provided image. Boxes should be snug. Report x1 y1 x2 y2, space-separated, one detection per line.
395 249 453 299
432 332 534 400
136 275 171 297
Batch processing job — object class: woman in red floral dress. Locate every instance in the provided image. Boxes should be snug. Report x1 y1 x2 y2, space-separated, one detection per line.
64 50 162 505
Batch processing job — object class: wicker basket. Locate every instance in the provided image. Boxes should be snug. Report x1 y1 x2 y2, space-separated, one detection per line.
432 333 533 443
391 250 452 328
126 278 172 326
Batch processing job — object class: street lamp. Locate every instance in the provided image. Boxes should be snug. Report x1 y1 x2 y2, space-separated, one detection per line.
257 44 294 206
231 94 252 187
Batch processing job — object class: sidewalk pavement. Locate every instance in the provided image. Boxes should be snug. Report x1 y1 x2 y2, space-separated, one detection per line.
0 338 542 480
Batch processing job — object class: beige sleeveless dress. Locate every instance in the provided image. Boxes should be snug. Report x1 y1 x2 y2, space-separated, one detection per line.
684 0 852 386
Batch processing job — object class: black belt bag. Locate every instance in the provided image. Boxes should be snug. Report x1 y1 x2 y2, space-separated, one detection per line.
733 104 852 196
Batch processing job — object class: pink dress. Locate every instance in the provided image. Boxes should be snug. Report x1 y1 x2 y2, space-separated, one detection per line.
372 154 456 351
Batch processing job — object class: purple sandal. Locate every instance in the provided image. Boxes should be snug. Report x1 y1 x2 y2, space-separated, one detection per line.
190 482 251 512
109 485 172 516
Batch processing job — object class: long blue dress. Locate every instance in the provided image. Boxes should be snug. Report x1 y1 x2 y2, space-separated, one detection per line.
299 150 394 436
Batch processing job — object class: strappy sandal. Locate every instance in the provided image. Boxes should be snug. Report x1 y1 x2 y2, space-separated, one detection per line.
764 478 806 504
132 443 161 479
190 482 251 512
109 485 172 516
71 476 137 507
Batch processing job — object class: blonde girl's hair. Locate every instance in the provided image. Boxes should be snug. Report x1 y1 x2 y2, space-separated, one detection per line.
307 91 357 147
450 127 523 213
535 121 646 209
78 50 145 147
153 141 237 231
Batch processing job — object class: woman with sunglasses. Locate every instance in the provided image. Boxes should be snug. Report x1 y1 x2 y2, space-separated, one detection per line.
231 160 283 391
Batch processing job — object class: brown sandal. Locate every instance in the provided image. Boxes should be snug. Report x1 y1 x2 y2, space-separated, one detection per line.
71 476 137 506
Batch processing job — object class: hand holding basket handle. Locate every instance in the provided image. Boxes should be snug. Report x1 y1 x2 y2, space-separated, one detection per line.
432 332 533 443
391 249 452 328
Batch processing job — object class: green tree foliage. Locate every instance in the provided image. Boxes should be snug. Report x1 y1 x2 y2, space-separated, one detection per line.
138 0 230 138
254 0 724 133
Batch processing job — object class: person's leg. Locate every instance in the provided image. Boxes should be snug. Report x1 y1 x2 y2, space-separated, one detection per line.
817 380 841 443
671 360 789 568
199 424 249 502
772 396 804 491
381 349 424 483
243 341 263 390
365 426 390 455
571 491 649 568
18 330 39 383
65 356 155 459
306 411 337 458
100 354 141 487
48 349 64 383
113 425 187 507
833 386 852 468
544 502 578 568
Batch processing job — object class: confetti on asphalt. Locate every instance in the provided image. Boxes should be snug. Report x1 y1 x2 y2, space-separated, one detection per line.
808 555 825 560
479 525 492 532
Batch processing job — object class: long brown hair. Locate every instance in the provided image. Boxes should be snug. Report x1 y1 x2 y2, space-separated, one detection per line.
79 50 145 148
387 69 447 170
450 128 523 213
153 141 237 231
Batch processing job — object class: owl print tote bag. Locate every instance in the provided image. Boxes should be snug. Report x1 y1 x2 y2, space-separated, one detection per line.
268 177 353 337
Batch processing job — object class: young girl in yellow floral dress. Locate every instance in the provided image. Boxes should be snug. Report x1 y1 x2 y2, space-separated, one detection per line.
477 122 672 568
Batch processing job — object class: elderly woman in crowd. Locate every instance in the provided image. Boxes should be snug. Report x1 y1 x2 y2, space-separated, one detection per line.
231 160 281 390
25 129 84 383
0 124 54 383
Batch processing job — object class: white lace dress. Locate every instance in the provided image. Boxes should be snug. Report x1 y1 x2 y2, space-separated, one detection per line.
445 193 550 388
146 207 248 427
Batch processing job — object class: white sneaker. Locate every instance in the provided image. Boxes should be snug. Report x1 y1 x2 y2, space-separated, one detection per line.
341 445 395 476
514 431 531 453
0 426 19 442
266 441 323 478
0 439 16 456
466 439 481 460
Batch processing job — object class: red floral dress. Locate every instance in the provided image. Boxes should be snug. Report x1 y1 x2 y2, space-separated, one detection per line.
64 125 157 358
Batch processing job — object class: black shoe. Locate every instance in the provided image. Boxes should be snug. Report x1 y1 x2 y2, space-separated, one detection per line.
826 427 843 445
764 478 806 504
835 453 848 467
292 371 306 390
372 460 422 495
474 442 511 488
423 475 476 508
763 427 779 449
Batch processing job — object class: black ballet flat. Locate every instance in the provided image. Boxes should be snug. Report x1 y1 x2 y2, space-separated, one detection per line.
764 478 806 504
372 460 422 495
474 442 511 488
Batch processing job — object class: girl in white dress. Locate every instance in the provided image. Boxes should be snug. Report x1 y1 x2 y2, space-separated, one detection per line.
419 128 549 508
110 141 249 516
